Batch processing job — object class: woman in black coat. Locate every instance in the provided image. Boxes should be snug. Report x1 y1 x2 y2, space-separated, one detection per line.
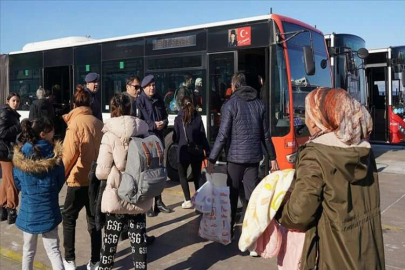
0 92 22 224
173 96 210 209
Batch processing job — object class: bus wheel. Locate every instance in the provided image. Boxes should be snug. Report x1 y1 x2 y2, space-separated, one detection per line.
164 131 192 181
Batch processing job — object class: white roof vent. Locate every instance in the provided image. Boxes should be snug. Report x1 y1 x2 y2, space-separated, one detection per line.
22 36 95 52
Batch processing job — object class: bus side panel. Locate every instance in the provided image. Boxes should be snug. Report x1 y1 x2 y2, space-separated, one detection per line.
0 54 9 105
271 134 296 170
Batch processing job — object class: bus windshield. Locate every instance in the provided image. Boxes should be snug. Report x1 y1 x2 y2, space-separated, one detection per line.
282 22 331 136
334 34 366 104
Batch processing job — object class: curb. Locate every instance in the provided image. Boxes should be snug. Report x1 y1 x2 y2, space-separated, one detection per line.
0 247 51 270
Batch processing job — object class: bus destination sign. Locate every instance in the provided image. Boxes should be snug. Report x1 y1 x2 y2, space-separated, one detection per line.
153 35 197 50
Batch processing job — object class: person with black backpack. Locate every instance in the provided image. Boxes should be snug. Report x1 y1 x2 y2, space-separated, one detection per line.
173 96 210 209
96 94 152 270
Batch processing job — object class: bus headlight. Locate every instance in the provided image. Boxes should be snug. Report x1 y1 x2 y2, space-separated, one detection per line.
286 152 297 164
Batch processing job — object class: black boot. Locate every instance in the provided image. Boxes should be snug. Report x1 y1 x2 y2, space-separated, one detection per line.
146 235 156 246
0 207 8 221
154 195 173 213
7 208 17 224
119 226 129 241
146 208 156 217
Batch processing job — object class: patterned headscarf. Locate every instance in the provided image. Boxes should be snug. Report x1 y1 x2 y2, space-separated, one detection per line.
305 87 373 145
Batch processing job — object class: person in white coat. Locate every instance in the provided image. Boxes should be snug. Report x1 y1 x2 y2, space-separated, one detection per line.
96 93 151 270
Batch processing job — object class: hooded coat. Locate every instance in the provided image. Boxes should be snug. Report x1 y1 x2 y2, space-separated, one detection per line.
95 116 153 214
62 106 103 187
13 141 65 234
209 86 276 164
277 133 385 270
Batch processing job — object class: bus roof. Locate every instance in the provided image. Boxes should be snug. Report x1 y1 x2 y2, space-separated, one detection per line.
10 13 322 55
368 45 405 53
324 33 365 43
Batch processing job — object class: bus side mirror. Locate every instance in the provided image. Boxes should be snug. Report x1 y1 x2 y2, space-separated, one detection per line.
303 46 315 76
357 48 369 59
402 70 405 88
320 59 328 69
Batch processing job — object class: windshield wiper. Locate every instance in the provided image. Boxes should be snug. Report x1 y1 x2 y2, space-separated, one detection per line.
276 30 313 45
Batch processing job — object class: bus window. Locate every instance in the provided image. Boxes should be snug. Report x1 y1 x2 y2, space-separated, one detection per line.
149 70 205 115
102 58 144 112
392 70 405 112
9 68 42 110
271 44 290 137
208 53 234 143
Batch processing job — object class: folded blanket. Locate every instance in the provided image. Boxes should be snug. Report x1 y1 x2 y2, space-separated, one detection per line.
238 169 295 252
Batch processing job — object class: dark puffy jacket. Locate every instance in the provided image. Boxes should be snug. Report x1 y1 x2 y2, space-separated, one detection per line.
173 111 210 163
29 98 55 121
136 91 168 143
13 140 65 234
209 86 276 164
85 87 103 121
0 105 21 160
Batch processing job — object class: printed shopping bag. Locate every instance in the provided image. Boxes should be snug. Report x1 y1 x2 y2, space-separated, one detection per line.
198 183 231 245
192 180 214 214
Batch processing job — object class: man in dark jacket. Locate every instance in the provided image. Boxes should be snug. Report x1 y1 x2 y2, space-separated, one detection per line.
207 72 279 234
29 87 55 121
122 76 141 117
85 73 103 121
136 75 173 217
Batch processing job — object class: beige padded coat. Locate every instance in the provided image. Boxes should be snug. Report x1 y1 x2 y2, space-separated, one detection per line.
96 115 153 214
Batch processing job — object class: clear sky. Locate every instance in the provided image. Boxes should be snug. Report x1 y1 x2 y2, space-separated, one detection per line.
1 0 404 54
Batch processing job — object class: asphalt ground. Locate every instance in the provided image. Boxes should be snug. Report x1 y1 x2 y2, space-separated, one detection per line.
1 144 404 270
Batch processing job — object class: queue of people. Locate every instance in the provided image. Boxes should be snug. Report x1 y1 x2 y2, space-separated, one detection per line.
0 71 385 270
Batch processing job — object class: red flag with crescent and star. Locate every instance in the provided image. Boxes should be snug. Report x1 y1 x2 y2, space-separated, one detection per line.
237 27 251 46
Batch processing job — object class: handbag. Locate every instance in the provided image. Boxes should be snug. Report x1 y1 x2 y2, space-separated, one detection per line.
182 121 204 158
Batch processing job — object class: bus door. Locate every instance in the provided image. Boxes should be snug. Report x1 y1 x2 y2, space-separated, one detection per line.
208 52 236 149
44 66 72 139
367 66 388 142
238 48 267 97
238 48 267 174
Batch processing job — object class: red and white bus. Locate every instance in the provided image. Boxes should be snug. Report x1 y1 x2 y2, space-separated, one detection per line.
3 14 332 179
365 46 405 143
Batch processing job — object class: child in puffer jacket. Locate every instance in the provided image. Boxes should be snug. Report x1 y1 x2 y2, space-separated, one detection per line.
13 118 65 270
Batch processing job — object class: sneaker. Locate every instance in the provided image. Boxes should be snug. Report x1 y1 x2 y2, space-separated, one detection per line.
0 207 7 221
87 260 99 270
182 200 193 209
63 259 76 270
250 251 260 257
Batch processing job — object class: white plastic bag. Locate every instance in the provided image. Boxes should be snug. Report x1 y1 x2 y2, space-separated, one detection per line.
206 172 227 187
192 181 214 214
198 176 231 245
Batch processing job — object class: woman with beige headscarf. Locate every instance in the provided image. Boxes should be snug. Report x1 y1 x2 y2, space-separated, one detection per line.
276 88 385 270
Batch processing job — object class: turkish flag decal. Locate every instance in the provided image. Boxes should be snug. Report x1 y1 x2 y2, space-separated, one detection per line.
238 27 251 46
